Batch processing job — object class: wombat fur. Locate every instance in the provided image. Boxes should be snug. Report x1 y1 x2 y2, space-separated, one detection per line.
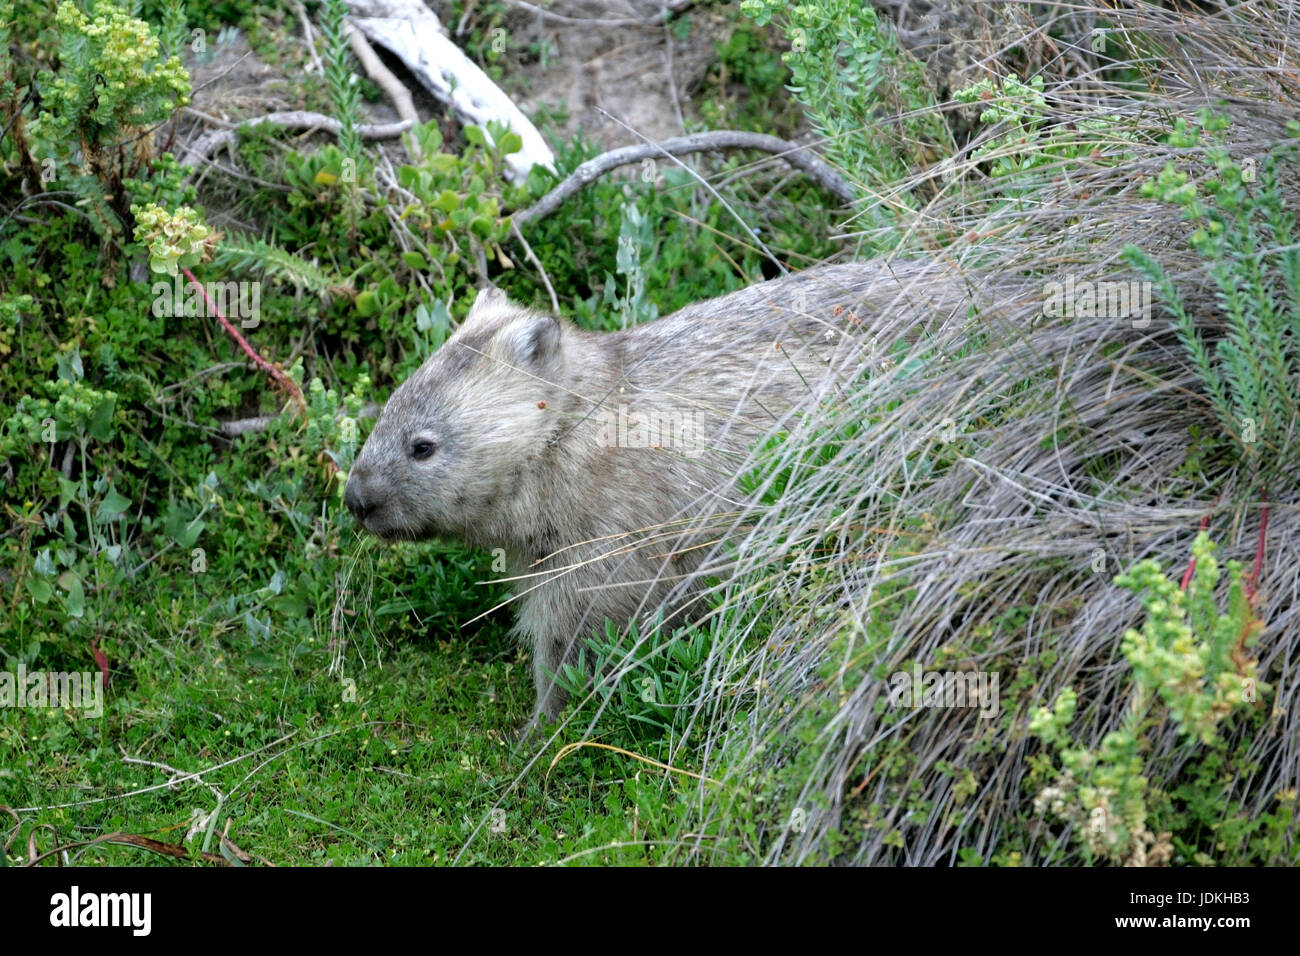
345 259 987 725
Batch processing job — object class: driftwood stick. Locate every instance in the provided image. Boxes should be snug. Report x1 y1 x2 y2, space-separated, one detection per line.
345 0 556 183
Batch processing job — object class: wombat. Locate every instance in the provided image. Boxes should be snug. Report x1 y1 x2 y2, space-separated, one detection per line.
345 259 985 726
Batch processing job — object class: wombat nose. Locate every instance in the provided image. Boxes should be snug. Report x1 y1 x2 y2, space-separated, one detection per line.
344 473 370 520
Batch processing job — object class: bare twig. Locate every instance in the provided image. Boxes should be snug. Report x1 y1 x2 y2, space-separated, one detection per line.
663 20 686 135
502 0 658 27
502 0 696 26
178 111 413 179
291 0 326 75
513 130 857 226
122 756 224 801
220 415 282 438
511 220 560 313
220 403 378 438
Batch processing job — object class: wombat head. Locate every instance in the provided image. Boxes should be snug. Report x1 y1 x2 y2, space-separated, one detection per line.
345 287 568 544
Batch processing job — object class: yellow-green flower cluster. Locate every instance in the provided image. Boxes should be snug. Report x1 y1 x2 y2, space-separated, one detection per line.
3 377 118 453
44 0 190 134
1030 532 1267 862
131 203 213 275
1116 533 1266 745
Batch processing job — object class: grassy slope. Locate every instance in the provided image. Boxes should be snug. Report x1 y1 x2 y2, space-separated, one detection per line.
1 1 801 867
4 0 1299 868
5 603 692 865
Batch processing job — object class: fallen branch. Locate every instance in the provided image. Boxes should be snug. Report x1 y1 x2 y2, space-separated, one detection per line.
178 111 413 178
345 0 556 183
501 0 696 27
513 130 858 226
220 415 282 438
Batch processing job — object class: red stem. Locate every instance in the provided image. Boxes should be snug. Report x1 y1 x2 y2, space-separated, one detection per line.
1180 513 1212 591
182 267 305 411
90 636 109 690
1247 499 1268 600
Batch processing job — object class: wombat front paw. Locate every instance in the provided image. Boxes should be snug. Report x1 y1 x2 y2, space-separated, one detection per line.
511 713 552 746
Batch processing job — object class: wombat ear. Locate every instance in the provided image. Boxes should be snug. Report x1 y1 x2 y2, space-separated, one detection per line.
468 286 509 322
502 312 561 366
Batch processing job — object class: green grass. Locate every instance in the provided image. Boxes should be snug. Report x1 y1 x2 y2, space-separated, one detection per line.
3 0 1299 868
2 597 697 865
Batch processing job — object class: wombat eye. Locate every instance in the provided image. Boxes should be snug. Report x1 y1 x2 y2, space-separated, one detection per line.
410 439 437 461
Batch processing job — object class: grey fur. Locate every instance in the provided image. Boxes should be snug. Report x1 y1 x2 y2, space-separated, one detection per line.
345 259 990 722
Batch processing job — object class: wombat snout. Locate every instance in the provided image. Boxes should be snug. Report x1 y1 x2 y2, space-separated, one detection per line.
344 467 377 522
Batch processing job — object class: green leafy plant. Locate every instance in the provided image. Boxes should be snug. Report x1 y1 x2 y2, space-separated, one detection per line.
24 0 190 253
0 292 32 359
1123 112 1300 480
554 616 725 750
302 371 372 502
319 0 364 221
2 348 117 455
394 118 523 273
320 0 362 164
601 200 658 329
1115 534 1267 745
741 0 952 248
1 348 123 661
1030 532 1268 864
954 74 1134 202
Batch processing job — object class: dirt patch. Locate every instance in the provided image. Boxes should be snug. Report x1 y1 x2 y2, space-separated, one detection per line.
183 32 299 122
180 2 727 157
486 0 724 146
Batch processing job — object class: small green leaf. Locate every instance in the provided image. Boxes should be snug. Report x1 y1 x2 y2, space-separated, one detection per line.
26 576 53 604
57 570 85 618
181 520 205 549
432 189 460 213
96 486 131 521
245 612 270 639
498 130 522 155
87 396 115 441
430 152 459 173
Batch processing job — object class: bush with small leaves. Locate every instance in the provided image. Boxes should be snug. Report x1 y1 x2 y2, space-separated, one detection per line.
1030 533 1268 864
